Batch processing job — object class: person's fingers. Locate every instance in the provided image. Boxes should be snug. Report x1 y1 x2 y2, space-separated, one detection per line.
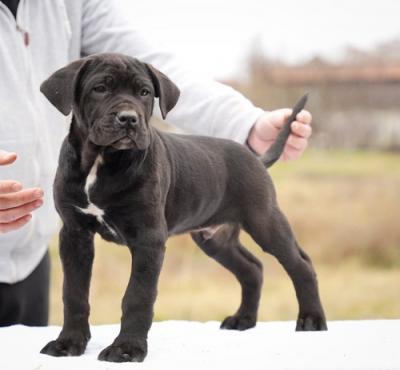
291 121 312 139
286 135 308 151
268 108 292 130
296 110 312 125
0 181 23 194
0 199 43 223
282 142 308 161
0 188 43 210
252 109 291 145
281 136 308 160
250 108 312 156
0 214 32 234
0 150 17 165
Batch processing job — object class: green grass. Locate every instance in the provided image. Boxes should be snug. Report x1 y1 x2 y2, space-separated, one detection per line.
48 150 400 325
270 149 400 267
270 149 400 179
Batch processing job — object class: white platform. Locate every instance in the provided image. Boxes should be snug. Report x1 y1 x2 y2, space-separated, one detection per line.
0 320 399 370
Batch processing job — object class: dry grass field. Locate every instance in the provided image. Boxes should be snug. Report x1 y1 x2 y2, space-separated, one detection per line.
48 150 400 325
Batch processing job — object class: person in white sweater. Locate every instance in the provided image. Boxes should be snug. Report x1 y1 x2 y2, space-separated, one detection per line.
0 0 312 326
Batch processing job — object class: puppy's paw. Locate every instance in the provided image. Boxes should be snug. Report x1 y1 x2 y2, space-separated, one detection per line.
296 313 327 331
40 336 88 357
220 314 256 331
98 338 147 363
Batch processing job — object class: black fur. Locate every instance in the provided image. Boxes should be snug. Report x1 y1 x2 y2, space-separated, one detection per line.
39 53 327 363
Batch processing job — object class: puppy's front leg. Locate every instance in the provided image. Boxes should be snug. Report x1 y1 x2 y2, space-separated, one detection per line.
98 240 165 363
41 226 94 357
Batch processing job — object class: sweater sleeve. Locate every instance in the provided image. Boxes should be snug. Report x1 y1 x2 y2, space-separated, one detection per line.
80 0 264 143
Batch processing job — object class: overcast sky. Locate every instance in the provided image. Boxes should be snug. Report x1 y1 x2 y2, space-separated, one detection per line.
123 0 400 79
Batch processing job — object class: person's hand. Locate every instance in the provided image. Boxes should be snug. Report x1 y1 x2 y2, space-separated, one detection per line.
0 150 44 233
247 108 312 160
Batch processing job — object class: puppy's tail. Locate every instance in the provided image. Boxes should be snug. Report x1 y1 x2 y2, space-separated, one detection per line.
260 94 308 169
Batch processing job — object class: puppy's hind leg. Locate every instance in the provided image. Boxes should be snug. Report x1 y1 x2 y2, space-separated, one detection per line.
244 206 327 331
191 224 263 331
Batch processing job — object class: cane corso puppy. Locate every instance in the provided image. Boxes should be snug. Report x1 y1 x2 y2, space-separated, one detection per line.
39 53 327 362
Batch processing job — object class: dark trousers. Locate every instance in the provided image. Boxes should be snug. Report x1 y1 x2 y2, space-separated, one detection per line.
0 250 50 327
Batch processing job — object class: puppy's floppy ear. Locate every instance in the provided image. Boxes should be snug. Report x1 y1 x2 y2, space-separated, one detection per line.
40 58 89 116
145 63 180 119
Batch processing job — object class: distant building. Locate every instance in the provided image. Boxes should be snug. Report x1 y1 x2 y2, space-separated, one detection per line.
226 46 400 150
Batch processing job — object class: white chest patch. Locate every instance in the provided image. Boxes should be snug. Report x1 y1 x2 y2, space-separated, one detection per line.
84 155 103 196
76 155 117 236
78 202 105 222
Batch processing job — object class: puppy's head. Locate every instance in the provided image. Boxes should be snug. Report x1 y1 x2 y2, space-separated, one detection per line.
41 53 180 150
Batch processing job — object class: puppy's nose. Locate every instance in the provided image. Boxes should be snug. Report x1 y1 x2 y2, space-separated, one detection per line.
115 111 138 127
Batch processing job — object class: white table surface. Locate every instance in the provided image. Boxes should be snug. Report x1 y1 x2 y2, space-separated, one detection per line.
0 320 399 370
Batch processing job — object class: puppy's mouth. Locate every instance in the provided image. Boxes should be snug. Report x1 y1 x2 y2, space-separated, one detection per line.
111 135 136 150
88 120 150 150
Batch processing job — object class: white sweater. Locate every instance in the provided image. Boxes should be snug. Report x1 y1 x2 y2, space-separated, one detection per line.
0 0 263 283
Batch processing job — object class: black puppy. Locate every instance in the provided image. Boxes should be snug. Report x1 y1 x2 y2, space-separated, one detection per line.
40 53 327 363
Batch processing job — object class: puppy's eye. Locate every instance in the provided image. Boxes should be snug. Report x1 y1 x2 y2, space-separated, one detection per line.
93 85 107 93
140 88 150 97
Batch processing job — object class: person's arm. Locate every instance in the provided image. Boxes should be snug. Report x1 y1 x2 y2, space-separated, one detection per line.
0 150 43 233
80 0 311 155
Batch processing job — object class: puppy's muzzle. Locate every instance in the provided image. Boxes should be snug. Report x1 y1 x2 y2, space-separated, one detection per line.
115 110 139 128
